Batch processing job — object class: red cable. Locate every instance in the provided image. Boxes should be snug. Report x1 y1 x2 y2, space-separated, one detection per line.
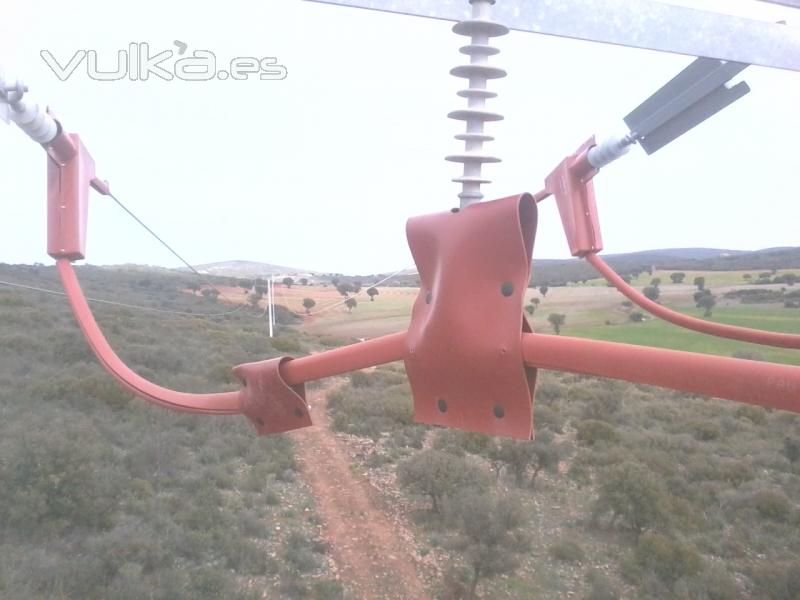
58 259 243 414
58 254 800 418
585 252 800 349
521 333 800 413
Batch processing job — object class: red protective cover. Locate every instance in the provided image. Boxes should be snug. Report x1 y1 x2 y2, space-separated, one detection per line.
544 136 603 257
47 133 93 260
404 194 538 439
233 357 312 435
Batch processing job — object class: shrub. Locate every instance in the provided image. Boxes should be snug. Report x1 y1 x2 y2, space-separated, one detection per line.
271 336 302 353
692 420 722 441
311 579 345 599
548 538 585 562
749 560 800 600
634 532 703 587
576 420 619 446
488 435 559 487
0 420 118 535
751 488 793 522
581 392 623 423
593 462 673 532
734 404 767 424
318 335 347 347
350 369 406 388
397 449 489 514
686 456 755 487
585 569 621 600
535 403 565 433
328 382 417 441
443 490 530 599
783 436 800 463
282 530 319 574
431 430 492 458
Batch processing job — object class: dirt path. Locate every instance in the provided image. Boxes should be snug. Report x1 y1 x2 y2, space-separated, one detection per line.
292 382 431 600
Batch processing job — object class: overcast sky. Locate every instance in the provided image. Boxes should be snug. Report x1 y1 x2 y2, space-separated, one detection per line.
1 0 798 274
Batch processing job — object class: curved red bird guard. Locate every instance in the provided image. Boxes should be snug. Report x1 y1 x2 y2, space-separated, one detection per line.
40 122 800 440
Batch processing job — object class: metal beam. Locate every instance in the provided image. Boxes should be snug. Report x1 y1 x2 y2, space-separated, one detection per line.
758 0 800 9
306 0 800 72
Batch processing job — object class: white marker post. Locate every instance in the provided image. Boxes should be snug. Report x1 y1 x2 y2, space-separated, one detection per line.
267 278 274 338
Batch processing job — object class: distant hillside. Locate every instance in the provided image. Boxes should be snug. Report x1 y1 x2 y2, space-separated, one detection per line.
183 260 311 278
531 247 800 286
166 247 800 287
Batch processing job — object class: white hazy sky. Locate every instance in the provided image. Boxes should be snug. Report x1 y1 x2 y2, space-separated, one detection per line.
1 0 798 274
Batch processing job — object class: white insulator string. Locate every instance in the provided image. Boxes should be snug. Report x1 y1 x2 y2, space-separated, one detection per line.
445 0 508 208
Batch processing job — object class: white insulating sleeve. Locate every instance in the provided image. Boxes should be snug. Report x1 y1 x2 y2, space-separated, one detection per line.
0 69 59 144
587 133 635 169
9 98 59 144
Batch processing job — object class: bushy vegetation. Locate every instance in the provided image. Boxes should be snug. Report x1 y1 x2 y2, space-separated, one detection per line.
327 366 423 450
328 359 800 599
0 264 333 599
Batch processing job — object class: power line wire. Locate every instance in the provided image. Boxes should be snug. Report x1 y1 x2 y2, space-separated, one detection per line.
301 266 414 316
105 190 233 301
0 279 247 318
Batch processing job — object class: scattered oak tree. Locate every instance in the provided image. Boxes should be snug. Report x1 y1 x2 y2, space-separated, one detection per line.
694 289 717 317
670 272 686 284
488 433 559 488
539 285 549 297
337 282 354 297
282 277 294 289
547 313 566 335
693 276 706 290
302 298 316 314
642 285 660 302
367 287 379 301
397 449 489 514
592 461 672 532
443 491 531 600
345 297 357 312
201 288 220 302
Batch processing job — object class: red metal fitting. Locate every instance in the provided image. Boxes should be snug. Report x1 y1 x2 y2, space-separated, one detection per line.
46 130 97 260
404 194 539 439
233 357 312 435
544 136 603 257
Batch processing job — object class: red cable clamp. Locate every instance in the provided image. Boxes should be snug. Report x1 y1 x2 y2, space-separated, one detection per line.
543 136 603 257
233 357 312 435
404 194 538 439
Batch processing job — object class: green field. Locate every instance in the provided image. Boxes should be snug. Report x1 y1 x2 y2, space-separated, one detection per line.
565 305 800 366
305 277 800 368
